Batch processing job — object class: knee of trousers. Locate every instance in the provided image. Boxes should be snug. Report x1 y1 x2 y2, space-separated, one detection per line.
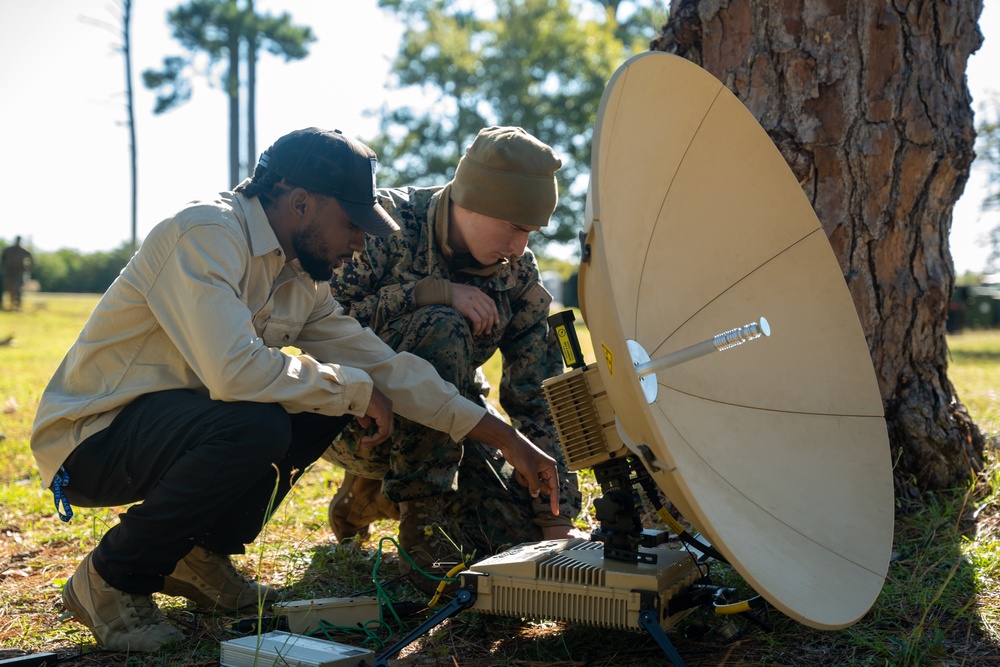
396 305 478 386
215 401 292 465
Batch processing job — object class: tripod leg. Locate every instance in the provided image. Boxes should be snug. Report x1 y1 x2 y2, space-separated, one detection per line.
366 589 477 667
637 609 687 667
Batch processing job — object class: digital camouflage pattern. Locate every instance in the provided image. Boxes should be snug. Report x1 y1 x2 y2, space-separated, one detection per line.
325 185 581 543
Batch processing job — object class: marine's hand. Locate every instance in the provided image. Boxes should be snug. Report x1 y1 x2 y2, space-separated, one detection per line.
357 385 394 447
451 283 499 336
467 413 560 515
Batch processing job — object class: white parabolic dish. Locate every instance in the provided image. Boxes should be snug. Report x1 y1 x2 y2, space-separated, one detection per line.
578 52 894 630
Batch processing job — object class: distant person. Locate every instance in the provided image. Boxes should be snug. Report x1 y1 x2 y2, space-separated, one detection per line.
1 236 33 311
31 127 561 652
324 126 582 586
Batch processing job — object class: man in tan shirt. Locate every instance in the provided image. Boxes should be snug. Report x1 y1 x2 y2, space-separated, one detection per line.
32 127 560 652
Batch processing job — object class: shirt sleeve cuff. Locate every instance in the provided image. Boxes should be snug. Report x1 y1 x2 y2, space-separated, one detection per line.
330 364 374 416
414 277 452 307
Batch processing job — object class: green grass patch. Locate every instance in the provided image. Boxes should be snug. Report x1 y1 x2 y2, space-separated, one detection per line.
949 330 1000 439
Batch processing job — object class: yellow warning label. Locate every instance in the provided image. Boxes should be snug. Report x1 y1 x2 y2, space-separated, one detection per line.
555 326 577 367
602 343 614 376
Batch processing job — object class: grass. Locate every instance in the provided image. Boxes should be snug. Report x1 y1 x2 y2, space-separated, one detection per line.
1 293 999 665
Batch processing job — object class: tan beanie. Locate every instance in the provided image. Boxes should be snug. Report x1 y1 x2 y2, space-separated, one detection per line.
450 126 562 227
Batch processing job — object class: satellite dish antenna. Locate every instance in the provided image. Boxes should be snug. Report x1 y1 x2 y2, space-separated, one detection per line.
337 53 896 667
576 52 893 630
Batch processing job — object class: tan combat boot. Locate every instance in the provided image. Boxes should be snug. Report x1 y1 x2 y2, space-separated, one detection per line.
397 495 466 595
161 546 278 611
62 551 184 651
328 473 400 542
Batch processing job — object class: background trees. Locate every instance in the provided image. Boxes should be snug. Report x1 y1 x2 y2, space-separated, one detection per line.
652 0 986 491
26 245 138 295
372 0 667 247
142 0 314 188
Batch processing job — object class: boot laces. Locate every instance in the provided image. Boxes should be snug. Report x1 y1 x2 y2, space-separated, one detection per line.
123 591 165 628
210 551 255 594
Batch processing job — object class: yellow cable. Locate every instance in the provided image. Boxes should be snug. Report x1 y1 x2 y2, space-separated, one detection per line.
714 600 753 615
715 596 764 615
656 507 687 536
427 562 468 607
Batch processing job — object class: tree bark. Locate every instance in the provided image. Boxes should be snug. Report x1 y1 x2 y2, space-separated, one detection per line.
651 0 986 492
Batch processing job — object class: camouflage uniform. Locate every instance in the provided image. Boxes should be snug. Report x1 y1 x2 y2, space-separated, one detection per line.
325 184 581 557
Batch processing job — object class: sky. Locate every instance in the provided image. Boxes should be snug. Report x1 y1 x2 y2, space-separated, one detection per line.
0 0 997 274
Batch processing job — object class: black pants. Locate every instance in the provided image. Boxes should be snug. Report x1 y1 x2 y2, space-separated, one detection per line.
62 389 351 594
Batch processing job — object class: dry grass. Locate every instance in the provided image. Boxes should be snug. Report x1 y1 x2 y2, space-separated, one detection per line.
1 294 999 666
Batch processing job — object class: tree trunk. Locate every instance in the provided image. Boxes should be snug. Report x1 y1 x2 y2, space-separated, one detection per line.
227 30 241 189
651 0 986 493
122 0 137 254
247 0 256 179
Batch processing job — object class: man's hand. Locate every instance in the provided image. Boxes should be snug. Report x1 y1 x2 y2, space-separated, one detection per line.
356 385 394 447
466 413 560 514
451 283 499 336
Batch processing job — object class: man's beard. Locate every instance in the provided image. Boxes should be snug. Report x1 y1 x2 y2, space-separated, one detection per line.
292 224 335 282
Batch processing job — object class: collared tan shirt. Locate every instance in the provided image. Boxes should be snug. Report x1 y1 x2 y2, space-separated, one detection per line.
31 188 485 488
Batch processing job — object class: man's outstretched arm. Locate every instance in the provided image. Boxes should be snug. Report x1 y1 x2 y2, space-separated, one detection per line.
465 413 560 515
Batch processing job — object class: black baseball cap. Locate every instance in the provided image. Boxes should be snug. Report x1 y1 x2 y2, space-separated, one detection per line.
254 128 399 236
